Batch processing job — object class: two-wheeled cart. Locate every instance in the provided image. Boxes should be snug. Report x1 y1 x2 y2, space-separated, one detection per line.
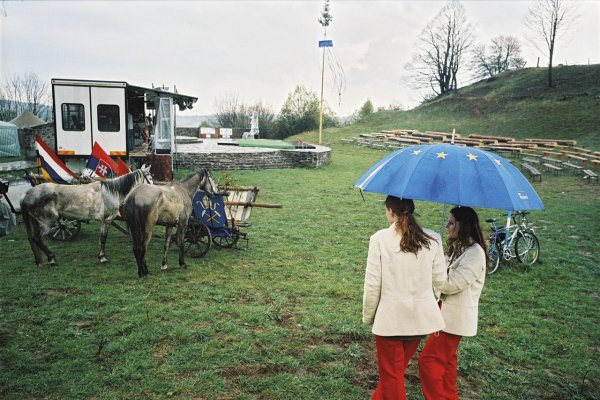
184 186 281 258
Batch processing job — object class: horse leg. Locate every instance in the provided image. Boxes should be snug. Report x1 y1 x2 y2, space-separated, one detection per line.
30 220 56 266
177 221 187 269
139 222 156 277
161 225 173 270
98 219 111 263
34 236 57 266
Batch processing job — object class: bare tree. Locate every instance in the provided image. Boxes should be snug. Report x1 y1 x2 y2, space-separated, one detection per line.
525 0 578 87
212 93 277 137
0 72 51 121
405 0 474 96
471 36 526 78
213 92 249 129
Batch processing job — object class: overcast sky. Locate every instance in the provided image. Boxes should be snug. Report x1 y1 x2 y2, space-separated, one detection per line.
1 0 599 117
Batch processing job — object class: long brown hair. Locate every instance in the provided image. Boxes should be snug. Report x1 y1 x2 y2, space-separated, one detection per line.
385 196 434 255
447 206 488 262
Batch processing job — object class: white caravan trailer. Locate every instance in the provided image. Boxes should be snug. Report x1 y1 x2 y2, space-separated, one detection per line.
51 78 197 157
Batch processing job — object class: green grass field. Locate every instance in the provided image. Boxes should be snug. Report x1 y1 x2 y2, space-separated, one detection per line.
2 65 600 399
1 139 599 399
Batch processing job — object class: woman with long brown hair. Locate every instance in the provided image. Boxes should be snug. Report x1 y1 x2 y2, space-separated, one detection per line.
362 195 446 400
418 206 487 399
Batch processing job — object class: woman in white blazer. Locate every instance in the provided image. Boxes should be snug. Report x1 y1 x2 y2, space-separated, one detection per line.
363 196 446 400
419 206 487 400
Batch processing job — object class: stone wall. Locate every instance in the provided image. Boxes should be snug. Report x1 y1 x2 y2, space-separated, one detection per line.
174 148 331 170
176 127 198 137
21 123 55 159
18 123 332 170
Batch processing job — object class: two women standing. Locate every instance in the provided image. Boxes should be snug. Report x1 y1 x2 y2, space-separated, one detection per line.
363 196 487 399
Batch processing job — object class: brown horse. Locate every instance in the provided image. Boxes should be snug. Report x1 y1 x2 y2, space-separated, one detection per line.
20 165 153 267
124 169 220 277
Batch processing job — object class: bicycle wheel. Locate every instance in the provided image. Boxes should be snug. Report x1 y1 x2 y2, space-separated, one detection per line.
487 242 501 275
48 218 81 241
515 231 540 265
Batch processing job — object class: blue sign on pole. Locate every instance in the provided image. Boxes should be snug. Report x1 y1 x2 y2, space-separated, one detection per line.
319 40 333 48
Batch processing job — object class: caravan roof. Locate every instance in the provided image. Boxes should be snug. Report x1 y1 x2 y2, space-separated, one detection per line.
51 78 197 111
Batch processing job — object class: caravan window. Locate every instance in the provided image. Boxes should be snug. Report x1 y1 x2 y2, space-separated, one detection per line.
61 103 85 131
97 104 120 132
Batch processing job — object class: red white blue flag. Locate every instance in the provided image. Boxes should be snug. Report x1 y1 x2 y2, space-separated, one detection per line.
82 142 118 179
35 135 77 184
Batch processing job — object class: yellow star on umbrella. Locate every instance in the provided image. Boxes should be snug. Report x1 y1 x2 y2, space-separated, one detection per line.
436 152 448 159
412 150 422 155
467 153 478 161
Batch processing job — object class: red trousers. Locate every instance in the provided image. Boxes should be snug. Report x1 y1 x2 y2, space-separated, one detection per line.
371 336 422 400
418 331 462 400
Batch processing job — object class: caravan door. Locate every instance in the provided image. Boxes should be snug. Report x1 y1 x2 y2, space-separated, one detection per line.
91 87 127 156
54 85 92 155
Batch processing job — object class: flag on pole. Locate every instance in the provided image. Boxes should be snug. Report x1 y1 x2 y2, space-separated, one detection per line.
116 157 131 176
34 135 77 184
82 142 118 179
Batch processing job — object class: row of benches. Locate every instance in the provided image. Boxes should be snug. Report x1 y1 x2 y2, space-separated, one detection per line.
520 161 598 183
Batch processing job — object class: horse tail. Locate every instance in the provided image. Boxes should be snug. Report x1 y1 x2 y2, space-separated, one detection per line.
20 200 36 242
124 195 144 249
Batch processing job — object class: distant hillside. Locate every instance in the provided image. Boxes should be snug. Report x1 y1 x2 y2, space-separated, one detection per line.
355 65 600 148
176 114 215 128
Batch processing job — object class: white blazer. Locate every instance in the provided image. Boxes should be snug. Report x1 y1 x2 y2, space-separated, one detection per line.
434 243 486 337
362 224 446 336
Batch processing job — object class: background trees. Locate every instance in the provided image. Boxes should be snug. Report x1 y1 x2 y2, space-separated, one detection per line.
275 85 336 139
471 36 526 79
525 0 578 87
212 86 337 140
212 93 277 138
0 72 51 121
405 0 474 97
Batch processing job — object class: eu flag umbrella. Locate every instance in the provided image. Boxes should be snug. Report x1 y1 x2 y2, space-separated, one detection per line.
354 143 544 211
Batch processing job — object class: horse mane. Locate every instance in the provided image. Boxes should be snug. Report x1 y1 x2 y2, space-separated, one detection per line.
101 170 145 199
180 168 207 183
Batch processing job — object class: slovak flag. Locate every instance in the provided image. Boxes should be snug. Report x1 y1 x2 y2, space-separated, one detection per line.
35 135 77 184
116 157 131 176
82 142 118 179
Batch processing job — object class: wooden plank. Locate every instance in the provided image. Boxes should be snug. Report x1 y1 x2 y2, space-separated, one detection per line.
565 153 588 162
468 133 514 142
543 163 563 174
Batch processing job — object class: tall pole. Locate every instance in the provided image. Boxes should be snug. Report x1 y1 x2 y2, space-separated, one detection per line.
319 46 325 145
318 0 332 146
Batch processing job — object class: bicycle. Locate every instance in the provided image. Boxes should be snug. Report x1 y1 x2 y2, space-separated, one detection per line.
485 211 540 275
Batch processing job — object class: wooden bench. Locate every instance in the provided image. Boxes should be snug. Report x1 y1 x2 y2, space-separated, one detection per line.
543 163 563 174
583 169 598 182
561 162 583 172
522 157 541 165
541 156 563 165
565 153 588 163
521 162 542 182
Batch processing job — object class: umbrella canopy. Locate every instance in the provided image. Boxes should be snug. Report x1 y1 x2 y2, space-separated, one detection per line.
354 143 544 211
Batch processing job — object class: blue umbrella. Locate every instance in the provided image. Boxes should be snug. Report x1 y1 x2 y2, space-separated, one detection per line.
354 143 544 211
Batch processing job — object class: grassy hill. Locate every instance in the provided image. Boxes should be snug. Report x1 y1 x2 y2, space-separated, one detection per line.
318 64 600 149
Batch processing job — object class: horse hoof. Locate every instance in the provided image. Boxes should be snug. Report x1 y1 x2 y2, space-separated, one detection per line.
99 257 108 263
48 260 58 267
181 264 188 269
161 265 168 271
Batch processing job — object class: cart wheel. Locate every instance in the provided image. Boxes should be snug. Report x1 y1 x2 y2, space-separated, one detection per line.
48 218 81 241
185 220 211 258
212 228 241 248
